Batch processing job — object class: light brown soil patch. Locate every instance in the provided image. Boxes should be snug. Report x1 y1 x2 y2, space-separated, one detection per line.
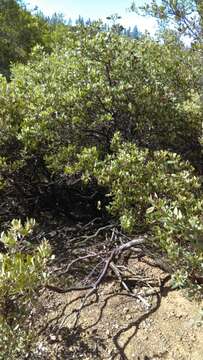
35 257 203 360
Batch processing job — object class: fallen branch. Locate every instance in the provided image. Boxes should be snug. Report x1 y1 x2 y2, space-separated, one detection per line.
42 225 175 335
46 236 145 294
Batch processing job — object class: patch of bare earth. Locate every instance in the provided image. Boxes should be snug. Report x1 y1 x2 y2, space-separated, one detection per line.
35 256 203 360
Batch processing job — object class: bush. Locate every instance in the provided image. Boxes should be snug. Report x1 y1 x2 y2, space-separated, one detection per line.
0 23 202 289
0 218 51 359
0 0 52 78
69 133 203 286
0 25 202 176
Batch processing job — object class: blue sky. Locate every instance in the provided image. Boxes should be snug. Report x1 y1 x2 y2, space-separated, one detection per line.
27 0 158 34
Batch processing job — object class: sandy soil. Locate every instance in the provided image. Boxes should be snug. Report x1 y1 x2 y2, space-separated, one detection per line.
35 256 203 360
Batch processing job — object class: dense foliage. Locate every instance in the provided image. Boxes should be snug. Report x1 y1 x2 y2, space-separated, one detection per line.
0 219 51 359
0 22 202 220
0 0 52 78
0 25 202 167
68 133 203 285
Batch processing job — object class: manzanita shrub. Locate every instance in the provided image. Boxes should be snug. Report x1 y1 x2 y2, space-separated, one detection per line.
67 133 203 287
0 24 202 177
0 218 51 359
0 24 202 290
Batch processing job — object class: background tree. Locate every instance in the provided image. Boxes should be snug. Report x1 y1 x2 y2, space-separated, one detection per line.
44 12 66 26
131 0 203 167
0 0 50 78
131 0 202 41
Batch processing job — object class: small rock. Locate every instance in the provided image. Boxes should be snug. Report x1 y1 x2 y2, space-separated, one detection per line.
49 334 57 343
126 314 132 320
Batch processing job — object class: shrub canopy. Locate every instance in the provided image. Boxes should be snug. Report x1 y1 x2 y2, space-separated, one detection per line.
0 23 202 287
0 26 202 175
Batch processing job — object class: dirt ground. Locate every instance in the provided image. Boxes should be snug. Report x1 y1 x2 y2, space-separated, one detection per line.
35 256 203 360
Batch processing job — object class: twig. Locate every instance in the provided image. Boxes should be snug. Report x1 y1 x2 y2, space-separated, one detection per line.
115 236 146 255
110 262 151 309
67 224 114 247
46 284 92 294
53 252 100 277
73 249 116 327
